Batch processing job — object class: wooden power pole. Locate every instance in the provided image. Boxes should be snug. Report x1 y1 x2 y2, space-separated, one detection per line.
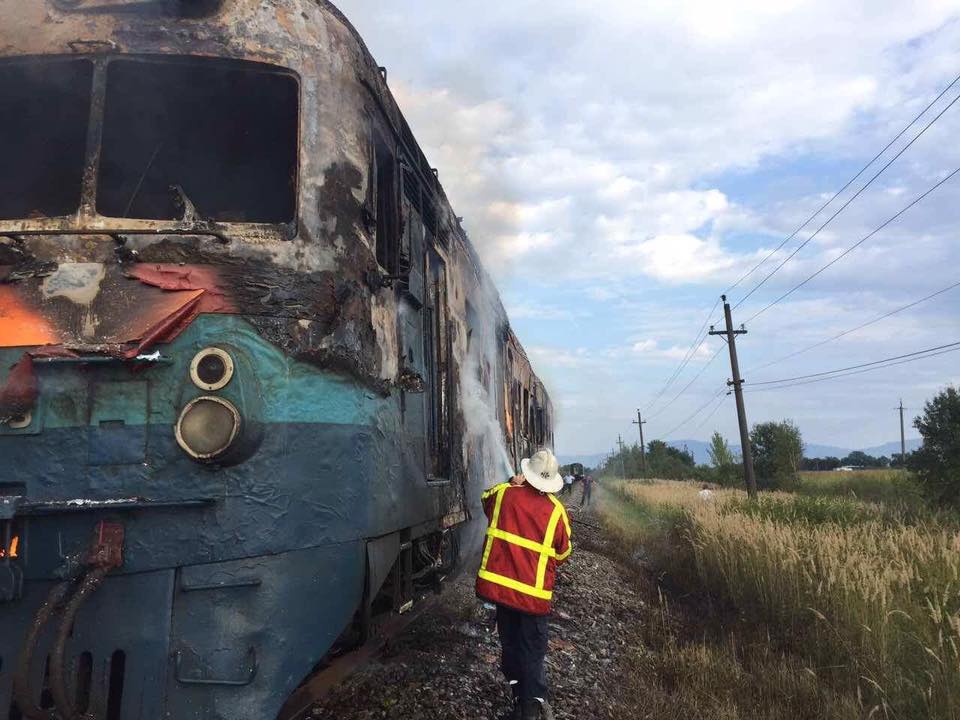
709 295 758 499
633 410 647 473
617 434 627 479
898 399 907 470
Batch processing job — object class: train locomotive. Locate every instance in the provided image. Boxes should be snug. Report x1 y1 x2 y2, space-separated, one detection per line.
0 1 554 718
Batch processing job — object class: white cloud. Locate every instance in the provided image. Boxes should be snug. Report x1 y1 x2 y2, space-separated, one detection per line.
339 0 960 453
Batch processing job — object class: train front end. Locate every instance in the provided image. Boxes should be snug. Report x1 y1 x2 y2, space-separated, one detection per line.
0 2 467 718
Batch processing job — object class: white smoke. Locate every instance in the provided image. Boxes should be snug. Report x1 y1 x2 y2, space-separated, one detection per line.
461 354 515 485
460 273 516 488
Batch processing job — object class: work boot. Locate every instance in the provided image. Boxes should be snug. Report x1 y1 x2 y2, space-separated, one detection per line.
520 699 543 720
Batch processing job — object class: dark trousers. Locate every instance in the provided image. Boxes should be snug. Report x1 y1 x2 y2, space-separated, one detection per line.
496 604 548 701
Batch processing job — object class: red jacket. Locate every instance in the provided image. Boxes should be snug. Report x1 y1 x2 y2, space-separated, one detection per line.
475 482 572 615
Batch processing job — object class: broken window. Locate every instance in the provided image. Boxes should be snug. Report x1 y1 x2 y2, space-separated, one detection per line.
0 59 94 220
374 131 400 272
96 57 298 223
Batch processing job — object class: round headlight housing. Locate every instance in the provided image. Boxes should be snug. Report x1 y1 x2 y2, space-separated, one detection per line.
175 396 241 461
190 348 235 391
7 411 32 429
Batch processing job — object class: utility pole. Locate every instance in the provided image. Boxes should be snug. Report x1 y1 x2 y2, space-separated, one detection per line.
897 399 907 471
617 434 627 479
709 295 758 499
632 409 647 473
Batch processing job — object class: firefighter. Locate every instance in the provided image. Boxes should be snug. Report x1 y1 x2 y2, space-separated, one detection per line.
476 449 572 720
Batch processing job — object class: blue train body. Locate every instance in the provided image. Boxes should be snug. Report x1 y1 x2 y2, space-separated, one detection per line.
0 2 552 719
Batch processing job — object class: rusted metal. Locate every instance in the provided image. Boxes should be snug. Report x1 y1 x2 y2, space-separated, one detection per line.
13 580 77 720
49 566 111 720
12 523 123 720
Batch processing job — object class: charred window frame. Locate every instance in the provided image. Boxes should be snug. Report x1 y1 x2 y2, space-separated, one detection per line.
522 387 530 438
97 56 299 224
0 54 300 236
373 128 400 274
425 250 453 479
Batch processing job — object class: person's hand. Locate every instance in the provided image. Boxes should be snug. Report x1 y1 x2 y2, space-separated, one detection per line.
510 474 526 486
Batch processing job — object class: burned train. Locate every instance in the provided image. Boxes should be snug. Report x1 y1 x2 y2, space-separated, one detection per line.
0 1 554 718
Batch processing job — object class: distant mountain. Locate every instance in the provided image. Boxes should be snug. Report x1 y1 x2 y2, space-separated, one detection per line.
568 438 925 468
557 453 609 469
666 440 711 465
862 439 922 458
801 443 854 459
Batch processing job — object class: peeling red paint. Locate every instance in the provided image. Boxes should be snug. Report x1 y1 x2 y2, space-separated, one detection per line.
127 264 235 314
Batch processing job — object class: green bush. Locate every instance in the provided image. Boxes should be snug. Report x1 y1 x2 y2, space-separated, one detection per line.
910 386 960 506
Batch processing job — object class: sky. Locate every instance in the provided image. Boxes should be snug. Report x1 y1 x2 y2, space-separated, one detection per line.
338 0 960 456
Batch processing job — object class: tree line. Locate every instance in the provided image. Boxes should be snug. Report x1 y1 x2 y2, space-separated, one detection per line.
595 386 960 505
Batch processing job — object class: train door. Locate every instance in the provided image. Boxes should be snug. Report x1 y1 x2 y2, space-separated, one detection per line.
398 164 427 471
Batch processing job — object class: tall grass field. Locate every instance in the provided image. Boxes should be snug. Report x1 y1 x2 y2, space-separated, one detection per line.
596 478 960 719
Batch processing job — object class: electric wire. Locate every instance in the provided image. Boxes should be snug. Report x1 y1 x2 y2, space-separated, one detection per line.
692 391 730 432
647 345 725 421
746 279 960 373
723 70 960 298
643 296 721 413
644 74 960 427
744 344 960 393
660 387 728 440
732 88 960 311
743 166 960 325
747 340 960 387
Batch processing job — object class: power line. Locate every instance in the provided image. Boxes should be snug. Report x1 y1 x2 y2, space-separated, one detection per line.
643 296 721 413
732 87 960 311
744 344 960 393
647 345 725 421
747 340 960 387
723 70 960 298
728 69 960 298
746 279 960 373
743 165 960 325
693 392 730 432
660 387 727 440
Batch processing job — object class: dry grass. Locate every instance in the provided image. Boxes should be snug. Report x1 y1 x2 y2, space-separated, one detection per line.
595 479 960 719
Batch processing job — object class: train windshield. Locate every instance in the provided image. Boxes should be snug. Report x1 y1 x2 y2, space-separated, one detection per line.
0 56 298 225
97 58 299 223
0 59 94 221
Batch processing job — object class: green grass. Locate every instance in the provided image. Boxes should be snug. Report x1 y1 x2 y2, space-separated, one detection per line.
721 493 881 526
796 469 923 506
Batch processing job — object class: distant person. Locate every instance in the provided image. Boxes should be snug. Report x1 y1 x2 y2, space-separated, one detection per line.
477 449 572 720
582 474 594 506
562 473 574 496
698 483 714 501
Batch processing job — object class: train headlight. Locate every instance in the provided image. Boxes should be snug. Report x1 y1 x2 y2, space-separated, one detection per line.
190 348 235 391
175 396 241 461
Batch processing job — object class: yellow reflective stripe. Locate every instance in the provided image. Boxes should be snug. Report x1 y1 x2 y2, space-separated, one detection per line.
482 482 510 502
488 528 557 557
480 484 511 572
535 504 563 589
548 495 573 561
478 570 553 600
